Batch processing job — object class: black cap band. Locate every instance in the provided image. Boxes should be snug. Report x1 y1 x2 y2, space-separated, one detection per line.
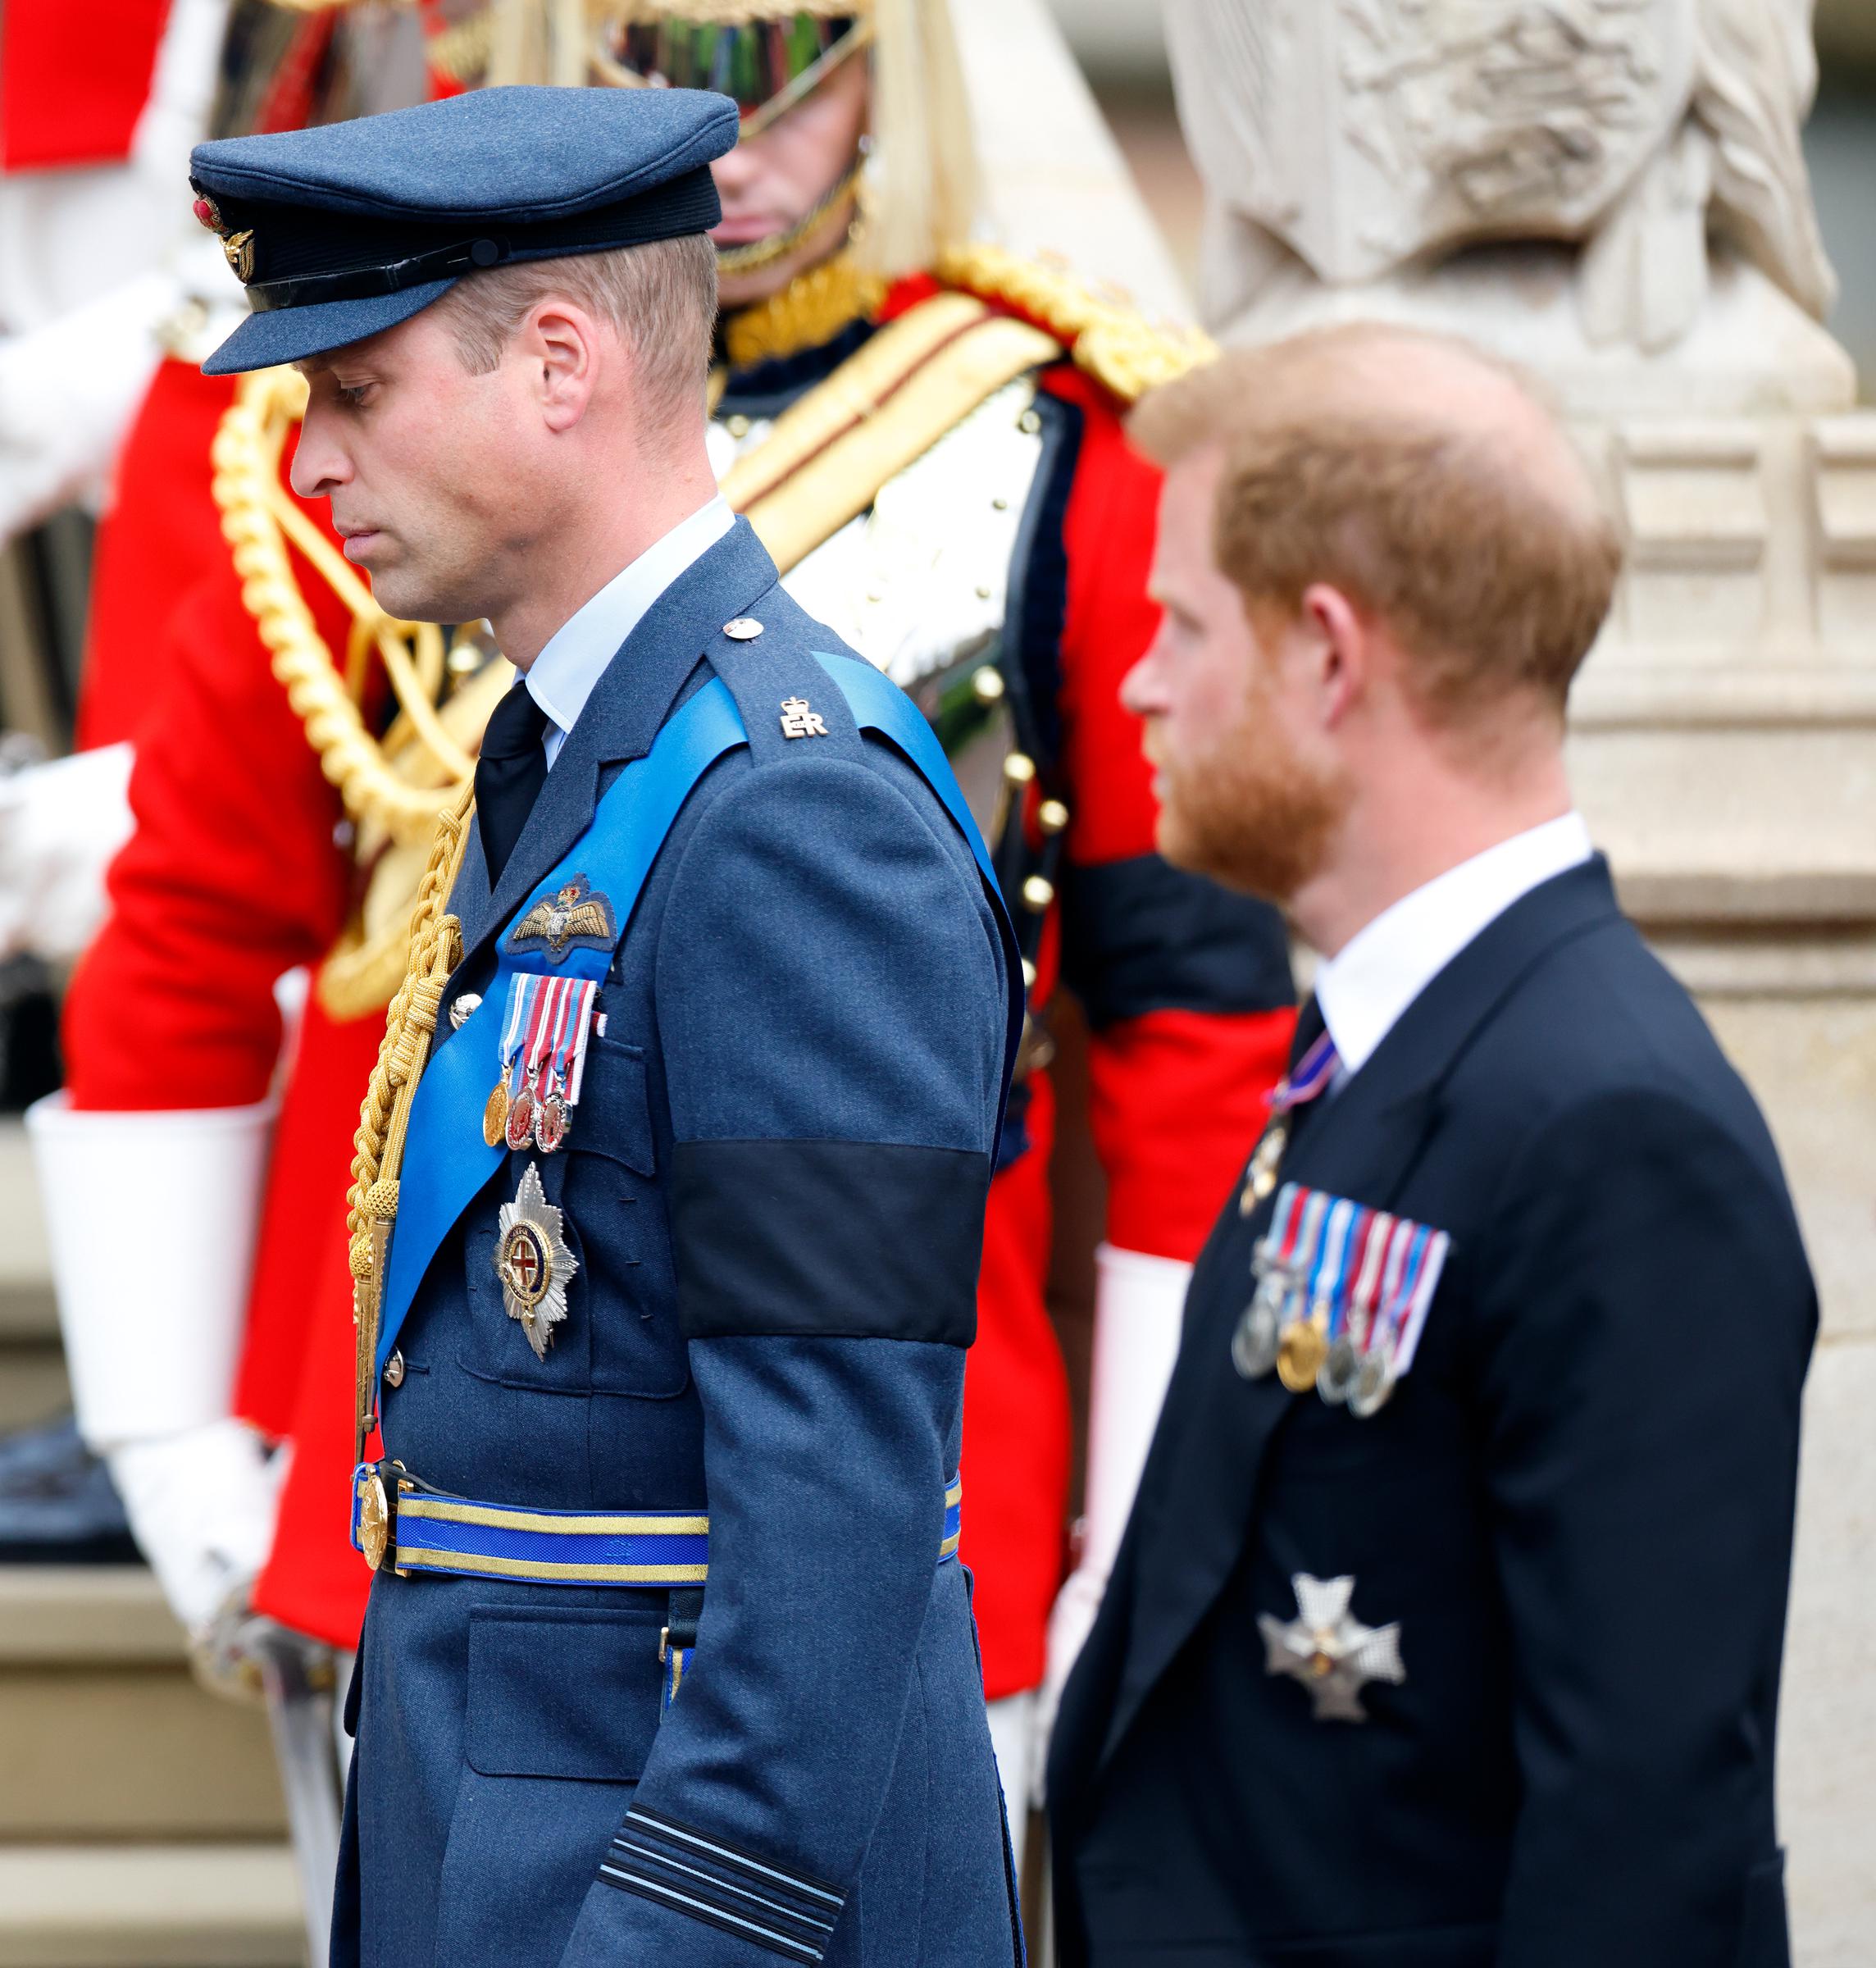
217 163 722 314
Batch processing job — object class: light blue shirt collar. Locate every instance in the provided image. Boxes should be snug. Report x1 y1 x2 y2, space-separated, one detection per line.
524 495 735 767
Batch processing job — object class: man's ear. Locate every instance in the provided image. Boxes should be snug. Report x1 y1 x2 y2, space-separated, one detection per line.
525 298 605 434
1299 582 1368 729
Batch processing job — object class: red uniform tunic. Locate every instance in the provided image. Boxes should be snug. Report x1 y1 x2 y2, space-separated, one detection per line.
65 312 1295 1691
0 0 171 173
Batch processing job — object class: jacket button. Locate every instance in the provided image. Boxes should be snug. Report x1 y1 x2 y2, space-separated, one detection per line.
384 1351 405 1390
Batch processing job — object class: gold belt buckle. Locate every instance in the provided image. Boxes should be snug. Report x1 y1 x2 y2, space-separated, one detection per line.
357 1462 408 1574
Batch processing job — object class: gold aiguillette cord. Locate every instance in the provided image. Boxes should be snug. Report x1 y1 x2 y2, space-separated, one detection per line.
347 784 476 1465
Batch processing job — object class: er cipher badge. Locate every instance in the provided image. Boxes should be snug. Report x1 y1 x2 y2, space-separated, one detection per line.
1234 1182 1450 1419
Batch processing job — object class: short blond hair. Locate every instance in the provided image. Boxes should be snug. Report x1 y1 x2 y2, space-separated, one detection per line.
1129 326 1623 723
432 234 717 429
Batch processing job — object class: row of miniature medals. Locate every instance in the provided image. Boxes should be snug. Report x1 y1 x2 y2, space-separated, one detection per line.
482 973 599 1155
1232 1028 1450 1419
1234 1180 1450 1419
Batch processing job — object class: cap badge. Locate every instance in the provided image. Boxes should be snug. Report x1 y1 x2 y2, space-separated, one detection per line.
190 195 255 280
1259 1573 1405 1722
494 1164 576 1360
779 696 828 740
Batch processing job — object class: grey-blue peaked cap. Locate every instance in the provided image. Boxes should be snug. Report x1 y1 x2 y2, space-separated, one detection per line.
190 84 740 376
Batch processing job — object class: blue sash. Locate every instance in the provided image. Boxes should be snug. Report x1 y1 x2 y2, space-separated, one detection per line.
375 651 1006 1387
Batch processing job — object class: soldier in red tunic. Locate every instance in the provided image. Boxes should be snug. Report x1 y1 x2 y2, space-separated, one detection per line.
34 0 1295 1858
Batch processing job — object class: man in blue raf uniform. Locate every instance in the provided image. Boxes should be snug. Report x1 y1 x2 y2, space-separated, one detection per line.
189 85 1024 1966
1046 326 1816 1968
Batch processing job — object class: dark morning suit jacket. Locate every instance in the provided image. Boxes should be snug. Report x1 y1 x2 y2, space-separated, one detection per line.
331 522 1023 1968
1047 857 1815 1968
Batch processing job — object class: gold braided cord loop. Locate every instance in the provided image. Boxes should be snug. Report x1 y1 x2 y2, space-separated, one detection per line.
211 369 476 848
346 782 474 1459
346 784 471 1270
935 241 1218 406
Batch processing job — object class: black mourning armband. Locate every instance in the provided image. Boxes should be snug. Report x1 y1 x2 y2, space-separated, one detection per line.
671 1140 990 1344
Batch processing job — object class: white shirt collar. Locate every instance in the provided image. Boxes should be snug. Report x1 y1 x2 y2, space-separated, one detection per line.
1314 813 1595 1081
525 495 735 766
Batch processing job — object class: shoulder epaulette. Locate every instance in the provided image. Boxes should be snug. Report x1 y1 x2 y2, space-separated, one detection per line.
934 240 1217 405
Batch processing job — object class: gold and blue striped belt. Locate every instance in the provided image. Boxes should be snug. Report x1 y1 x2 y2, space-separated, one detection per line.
351 1462 964 1585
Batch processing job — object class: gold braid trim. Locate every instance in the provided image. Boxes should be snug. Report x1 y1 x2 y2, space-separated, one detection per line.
935 241 1217 406
595 0 869 22
722 249 886 370
212 369 473 848
346 783 474 1460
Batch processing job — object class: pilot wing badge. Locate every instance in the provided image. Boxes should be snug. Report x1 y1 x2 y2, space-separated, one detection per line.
508 873 617 962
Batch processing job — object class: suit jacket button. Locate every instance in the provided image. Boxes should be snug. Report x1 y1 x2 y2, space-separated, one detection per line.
384 1351 406 1390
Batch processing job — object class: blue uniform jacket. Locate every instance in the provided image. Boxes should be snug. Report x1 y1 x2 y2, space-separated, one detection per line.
333 521 1024 1968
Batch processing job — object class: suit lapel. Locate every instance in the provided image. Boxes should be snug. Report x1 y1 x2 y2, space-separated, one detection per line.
458 519 780 975
1094 857 1624 1773
1095 1059 1441 1770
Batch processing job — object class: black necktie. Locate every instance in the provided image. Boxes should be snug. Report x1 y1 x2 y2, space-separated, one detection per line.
475 683 549 884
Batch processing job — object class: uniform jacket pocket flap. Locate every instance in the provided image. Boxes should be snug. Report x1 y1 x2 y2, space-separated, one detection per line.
467 1606 663 1780
573 1036 656 1177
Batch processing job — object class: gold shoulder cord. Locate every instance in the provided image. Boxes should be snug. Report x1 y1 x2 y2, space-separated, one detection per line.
345 783 474 1464
934 240 1218 404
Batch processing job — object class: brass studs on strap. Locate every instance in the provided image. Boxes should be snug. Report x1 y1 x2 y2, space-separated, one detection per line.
973 667 1006 705
1037 799 1069 836
1022 875 1055 913
1004 753 1036 787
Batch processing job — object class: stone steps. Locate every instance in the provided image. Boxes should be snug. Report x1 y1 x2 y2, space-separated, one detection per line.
0 1123 66 1433
0 1125 304 1966
0 1847 301 1968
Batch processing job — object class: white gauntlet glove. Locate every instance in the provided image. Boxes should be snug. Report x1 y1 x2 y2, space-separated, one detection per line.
106 1419 283 1636
1035 1243 1191 1803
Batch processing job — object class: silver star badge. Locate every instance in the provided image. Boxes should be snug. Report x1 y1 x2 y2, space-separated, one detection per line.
494 1164 577 1359
1258 1573 1405 1722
